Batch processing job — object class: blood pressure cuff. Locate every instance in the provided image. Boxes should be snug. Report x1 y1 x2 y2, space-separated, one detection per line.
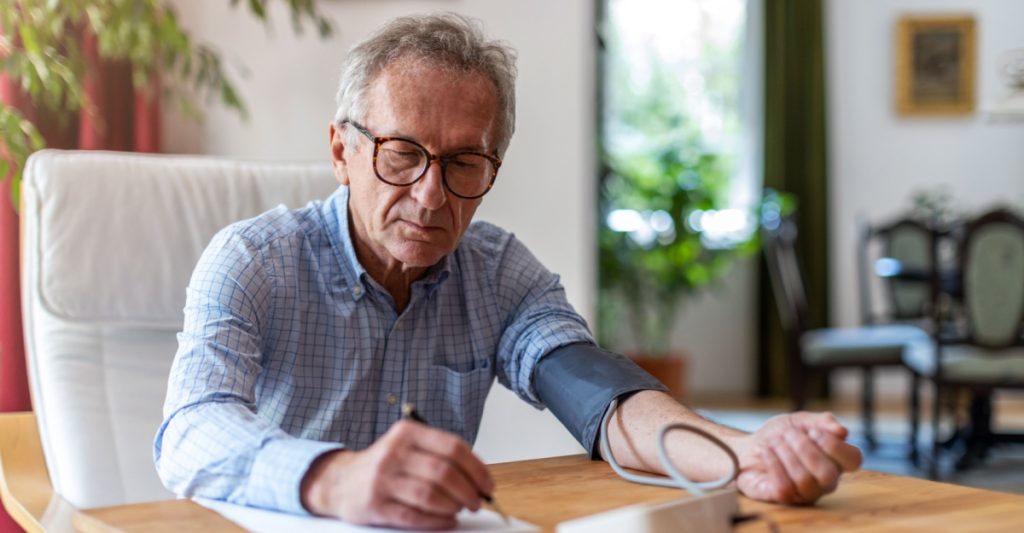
533 342 669 459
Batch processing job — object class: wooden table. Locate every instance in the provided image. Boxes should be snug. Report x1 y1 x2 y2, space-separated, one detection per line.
76 454 1024 532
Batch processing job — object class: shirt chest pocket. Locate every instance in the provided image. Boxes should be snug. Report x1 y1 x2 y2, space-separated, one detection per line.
422 360 494 444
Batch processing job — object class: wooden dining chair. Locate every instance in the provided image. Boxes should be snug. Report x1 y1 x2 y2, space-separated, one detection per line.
903 208 1024 478
857 216 941 327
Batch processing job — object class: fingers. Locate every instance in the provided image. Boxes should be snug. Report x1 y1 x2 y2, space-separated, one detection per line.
386 473 463 516
793 411 848 439
783 430 840 494
374 500 457 531
807 427 863 472
756 445 801 503
304 422 493 529
767 436 823 503
741 412 862 506
788 412 862 472
403 422 495 497
386 421 493 513
402 448 483 511
762 427 857 504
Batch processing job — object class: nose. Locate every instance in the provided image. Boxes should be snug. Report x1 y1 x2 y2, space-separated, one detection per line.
410 159 447 210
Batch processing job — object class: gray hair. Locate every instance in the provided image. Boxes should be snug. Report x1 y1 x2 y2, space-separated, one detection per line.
333 12 518 156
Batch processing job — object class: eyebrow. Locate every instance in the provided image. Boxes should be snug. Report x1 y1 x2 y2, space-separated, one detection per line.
380 130 490 154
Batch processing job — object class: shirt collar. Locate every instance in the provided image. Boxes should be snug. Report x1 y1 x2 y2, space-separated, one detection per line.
328 186 453 300
332 186 369 288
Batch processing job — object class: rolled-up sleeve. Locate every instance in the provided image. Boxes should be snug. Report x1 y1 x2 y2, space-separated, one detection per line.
492 235 595 407
153 228 343 515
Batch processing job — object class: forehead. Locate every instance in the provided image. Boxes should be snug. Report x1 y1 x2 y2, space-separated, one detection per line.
363 59 501 150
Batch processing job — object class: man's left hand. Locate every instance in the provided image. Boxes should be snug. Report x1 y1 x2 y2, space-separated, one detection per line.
734 411 863 505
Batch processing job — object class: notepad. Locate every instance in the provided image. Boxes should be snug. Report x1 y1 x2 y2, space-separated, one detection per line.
194 497 538 533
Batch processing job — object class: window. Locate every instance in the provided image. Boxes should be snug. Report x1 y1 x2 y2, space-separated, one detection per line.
597 0 761 352
600 0 759 248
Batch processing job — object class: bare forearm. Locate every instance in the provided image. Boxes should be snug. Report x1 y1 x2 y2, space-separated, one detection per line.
605 390 864 505
604 390 750 482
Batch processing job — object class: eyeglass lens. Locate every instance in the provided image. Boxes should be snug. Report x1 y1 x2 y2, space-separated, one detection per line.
377 139 495 198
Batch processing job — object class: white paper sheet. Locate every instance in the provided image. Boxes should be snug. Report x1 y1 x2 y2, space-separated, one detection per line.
195 498 538 533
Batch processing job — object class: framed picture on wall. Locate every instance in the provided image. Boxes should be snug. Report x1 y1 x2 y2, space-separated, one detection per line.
895 15 976 116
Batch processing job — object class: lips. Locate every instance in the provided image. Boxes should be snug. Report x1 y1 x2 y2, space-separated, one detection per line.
401 219 444 232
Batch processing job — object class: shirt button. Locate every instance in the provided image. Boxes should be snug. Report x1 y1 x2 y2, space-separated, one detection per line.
387 393 397 406
352 285 364 297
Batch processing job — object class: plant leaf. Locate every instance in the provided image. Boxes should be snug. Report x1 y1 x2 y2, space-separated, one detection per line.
248 0 267 20
9 170 20 211
18 23 41 56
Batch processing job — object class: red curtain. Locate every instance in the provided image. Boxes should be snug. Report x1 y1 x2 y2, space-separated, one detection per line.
0 29 159 532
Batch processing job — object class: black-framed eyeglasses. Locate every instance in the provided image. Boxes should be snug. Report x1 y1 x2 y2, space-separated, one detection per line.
342 120 502 200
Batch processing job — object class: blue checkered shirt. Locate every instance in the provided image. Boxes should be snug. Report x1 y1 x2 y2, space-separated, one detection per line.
154 186 594 514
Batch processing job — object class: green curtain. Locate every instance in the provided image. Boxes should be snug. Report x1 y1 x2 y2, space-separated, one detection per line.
758 0 830 397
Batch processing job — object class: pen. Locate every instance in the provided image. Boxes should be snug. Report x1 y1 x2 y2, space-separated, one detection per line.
401 403 510 524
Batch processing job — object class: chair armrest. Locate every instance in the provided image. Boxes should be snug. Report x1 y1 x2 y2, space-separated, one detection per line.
0 412 76 533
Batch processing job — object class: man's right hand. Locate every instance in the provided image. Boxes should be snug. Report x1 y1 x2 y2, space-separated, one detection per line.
300 420 494 530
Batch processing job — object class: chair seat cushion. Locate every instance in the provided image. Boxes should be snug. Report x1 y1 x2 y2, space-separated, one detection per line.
801 324 932 366
903 345 1024 383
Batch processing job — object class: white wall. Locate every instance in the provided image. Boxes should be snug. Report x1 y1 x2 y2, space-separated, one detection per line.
668 260 757 398
163 0 595 462
163 0 596 318
826 0 1024 398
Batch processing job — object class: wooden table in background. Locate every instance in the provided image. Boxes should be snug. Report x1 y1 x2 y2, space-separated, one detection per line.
77 454 1024 532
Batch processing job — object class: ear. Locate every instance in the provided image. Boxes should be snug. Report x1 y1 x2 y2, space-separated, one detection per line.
329 122 350 186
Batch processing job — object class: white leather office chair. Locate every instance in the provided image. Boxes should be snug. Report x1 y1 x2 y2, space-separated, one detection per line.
15 149 336 520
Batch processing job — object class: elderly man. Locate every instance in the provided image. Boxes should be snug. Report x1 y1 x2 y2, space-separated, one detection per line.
155 12 861 531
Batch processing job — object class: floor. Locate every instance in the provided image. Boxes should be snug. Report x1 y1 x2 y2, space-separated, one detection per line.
695 392 1024 495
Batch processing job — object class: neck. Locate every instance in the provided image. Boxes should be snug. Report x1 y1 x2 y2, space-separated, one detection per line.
347 218 429 314
366 255 426 313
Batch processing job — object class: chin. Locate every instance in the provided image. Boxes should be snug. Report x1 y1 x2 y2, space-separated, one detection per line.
392 241 450 268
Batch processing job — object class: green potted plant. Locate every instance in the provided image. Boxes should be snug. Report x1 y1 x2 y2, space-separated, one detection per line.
598 144 760 400
597 59 761 400
0 0 332 206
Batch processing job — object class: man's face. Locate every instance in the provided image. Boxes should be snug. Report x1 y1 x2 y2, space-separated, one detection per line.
330 61 501 273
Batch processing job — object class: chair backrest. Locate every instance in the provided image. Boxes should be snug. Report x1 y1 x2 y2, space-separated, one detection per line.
957 208 1024 350
761 216 809 340
857 216 938 325
20 149 337 508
